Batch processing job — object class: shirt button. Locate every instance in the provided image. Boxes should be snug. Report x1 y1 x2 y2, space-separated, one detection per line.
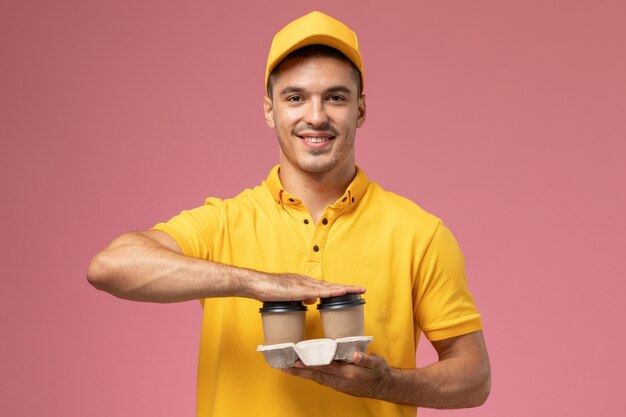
322 218 328 225
304 219 309 225
313 245 319 252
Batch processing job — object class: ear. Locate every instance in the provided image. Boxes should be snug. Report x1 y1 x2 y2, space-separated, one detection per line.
356 94 366 128
263 95 275 129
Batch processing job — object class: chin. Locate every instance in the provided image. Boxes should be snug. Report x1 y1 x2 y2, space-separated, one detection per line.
296 158 339 174
299 165 334 174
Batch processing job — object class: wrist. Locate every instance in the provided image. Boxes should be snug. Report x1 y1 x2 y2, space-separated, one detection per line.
201 261 253 299
375 366 429 406
376 366 399 402
230 266 266 300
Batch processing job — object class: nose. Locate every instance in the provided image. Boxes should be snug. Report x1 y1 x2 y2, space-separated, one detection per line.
302 97 328 127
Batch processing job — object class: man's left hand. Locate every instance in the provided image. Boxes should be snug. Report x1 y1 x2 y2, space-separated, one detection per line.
282 352 392 399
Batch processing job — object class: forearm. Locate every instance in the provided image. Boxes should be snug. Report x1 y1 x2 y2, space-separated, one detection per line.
382 354 491 408
87 231 249 302
284 331 490 409
87 231 364 303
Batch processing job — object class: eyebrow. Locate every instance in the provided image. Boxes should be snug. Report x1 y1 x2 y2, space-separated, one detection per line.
278 85 353 96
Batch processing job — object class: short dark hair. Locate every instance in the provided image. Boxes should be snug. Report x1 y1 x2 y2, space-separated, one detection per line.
267 44 362 99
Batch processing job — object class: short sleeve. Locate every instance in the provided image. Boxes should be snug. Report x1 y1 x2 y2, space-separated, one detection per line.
151 197 224 260
414 221 482 341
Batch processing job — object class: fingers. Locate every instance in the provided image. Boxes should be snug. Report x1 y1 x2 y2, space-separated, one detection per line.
293 354 384 374
327 283 366 294
276 275 365 301
285 361 346 380
251 271 366 302
317 284 366 298
347 285 367 294
282 358 389 399
352 352 385 370
282 366 325 383
299 285 364 304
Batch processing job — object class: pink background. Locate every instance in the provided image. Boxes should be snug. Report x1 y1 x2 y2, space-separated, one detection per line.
1 1 624 415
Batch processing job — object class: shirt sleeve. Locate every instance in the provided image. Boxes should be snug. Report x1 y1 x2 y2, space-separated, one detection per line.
414 221 482 341
151 197 224 260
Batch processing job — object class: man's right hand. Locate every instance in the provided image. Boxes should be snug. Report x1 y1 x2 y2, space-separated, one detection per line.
240 272 366 305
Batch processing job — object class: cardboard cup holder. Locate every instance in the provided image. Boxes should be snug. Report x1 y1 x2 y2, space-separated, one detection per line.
257 336 374 368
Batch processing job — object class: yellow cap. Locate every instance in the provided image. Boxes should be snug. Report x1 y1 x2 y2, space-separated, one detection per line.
265 11 364 92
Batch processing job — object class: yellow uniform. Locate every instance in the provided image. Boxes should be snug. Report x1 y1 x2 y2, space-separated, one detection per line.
153 165 482 417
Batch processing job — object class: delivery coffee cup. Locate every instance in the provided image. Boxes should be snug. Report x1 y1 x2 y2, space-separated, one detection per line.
259 301 307 345
317 294 366 339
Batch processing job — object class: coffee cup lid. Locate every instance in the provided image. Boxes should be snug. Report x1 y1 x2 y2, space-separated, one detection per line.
259 301 308 313
317 294 365 310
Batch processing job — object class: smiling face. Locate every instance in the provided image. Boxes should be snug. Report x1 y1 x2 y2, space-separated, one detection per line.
263 53 366 176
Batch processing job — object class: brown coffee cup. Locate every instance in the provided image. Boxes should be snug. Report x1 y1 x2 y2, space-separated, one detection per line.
259 301 307 345
317 294 366 339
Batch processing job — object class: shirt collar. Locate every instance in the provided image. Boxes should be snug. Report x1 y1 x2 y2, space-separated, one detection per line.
264 164 370 211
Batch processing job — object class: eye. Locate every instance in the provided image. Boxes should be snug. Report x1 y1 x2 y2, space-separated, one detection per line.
286 95 303 103
328 95 346 102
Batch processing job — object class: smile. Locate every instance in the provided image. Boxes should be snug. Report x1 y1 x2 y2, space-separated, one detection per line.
299 136 334 143
297 135 335 150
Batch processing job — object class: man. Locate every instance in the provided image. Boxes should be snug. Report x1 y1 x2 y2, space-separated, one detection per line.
88 11 490 417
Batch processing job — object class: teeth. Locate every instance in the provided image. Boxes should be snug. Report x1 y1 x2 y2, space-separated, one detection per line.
303 137 329 143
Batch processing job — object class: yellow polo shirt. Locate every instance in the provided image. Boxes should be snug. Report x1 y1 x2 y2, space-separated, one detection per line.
153 165 482 417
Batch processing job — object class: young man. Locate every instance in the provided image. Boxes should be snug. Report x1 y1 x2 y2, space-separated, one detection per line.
88 11 490 417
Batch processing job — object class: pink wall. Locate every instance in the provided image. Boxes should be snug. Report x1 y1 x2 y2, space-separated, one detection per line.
1 1 624 415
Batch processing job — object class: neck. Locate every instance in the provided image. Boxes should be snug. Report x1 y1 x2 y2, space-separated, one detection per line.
279 161 356 224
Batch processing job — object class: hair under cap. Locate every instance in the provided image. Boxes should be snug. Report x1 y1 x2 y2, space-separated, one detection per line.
265 11 364 92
